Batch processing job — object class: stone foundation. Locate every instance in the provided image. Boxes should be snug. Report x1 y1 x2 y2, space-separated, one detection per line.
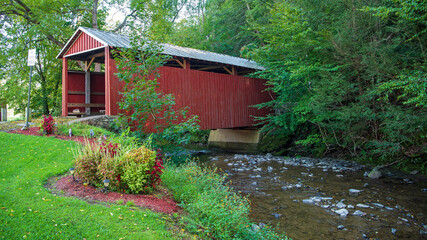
208 129 261 152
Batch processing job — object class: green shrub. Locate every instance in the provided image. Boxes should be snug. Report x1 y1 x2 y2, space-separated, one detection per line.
120 146 163 193
162 162 287 239
189 129 210 144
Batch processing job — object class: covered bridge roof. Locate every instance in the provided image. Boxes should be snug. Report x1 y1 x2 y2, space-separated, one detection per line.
57 27 264 71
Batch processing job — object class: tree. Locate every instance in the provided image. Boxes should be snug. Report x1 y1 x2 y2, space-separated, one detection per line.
163 0 272 56
0 0 108 115
247 0 426 164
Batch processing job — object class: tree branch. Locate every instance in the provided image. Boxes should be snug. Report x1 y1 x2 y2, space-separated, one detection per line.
112 10 137 32
2 0 65 48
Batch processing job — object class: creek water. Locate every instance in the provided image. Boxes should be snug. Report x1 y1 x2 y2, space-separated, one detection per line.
194 152 427 240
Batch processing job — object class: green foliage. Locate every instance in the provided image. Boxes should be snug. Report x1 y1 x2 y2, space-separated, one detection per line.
150 115 201 165
112 34 172 133
0 132 178 239
166 0 272 56
245 0 426 165
377 70 427 107
162 162 288 239
120 146 159 193
108 127 140 149
0 0 98 115
188 129 210 144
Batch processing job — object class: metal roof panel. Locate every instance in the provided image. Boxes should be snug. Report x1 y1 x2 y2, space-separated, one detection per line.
58 27 264 70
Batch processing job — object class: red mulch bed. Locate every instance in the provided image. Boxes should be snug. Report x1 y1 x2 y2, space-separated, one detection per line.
55 176 180 214
10 126 181 214
9 127 90 144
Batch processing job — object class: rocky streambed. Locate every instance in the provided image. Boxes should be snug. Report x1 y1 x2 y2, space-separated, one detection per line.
203 154 427 239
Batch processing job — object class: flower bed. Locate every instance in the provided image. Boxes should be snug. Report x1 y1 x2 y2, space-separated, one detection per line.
53 175 180 214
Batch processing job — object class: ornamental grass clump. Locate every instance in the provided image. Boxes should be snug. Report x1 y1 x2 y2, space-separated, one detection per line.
73 140 104 185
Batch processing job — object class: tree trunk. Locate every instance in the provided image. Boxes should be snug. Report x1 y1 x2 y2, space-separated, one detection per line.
92 0 99 29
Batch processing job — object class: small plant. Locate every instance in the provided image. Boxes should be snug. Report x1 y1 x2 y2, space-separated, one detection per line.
39 115 56 135
116 199 124 205
120 146 163 194
73 141 103 185
126 200 135 207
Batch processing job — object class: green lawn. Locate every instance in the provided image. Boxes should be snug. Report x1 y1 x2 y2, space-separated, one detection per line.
0 132 185 239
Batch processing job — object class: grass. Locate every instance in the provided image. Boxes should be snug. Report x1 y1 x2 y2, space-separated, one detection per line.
57 122 115 138
0 132 189 239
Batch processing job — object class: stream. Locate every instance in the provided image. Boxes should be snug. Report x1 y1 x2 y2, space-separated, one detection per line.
194 152 427 239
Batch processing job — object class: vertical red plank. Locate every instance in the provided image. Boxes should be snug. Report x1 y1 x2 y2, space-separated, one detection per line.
105 46 111 115
110 58 119 115
62 58 68 116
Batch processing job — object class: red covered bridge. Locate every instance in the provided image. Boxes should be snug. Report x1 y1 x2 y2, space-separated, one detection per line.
57 27 272 130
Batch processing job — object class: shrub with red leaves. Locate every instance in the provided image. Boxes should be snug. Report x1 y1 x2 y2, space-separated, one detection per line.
99 141 119 157
40 115 56 135
149 149 165 189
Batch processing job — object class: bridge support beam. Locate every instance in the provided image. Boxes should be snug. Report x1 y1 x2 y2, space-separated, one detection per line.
208 129 260 152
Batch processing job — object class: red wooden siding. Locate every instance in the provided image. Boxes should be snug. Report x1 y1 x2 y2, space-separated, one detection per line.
67 72 105 114
65 32 103 56
107 65 271 130
156 67 271 129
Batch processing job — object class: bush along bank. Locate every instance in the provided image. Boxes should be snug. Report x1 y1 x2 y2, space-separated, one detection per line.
162 162 290 240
